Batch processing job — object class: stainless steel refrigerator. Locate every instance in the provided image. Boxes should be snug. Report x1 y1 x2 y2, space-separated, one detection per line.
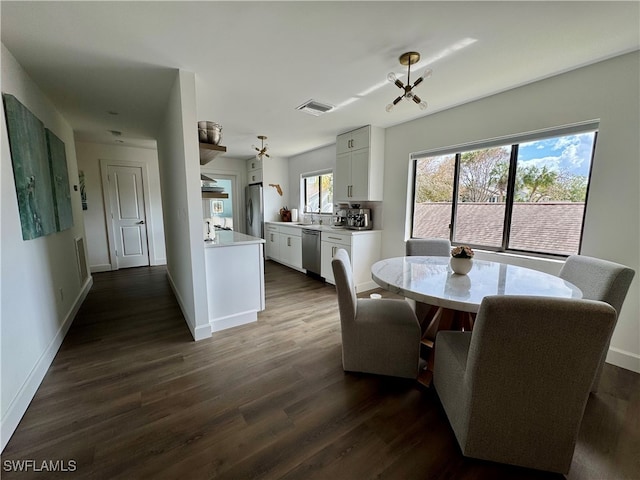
245 183 264 238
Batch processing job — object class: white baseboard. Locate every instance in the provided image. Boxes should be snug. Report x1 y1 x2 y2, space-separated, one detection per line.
210 310 258 333
90 264 112 273
165 270 210 341
355 280 379 293
1 276 93 452
151 257 167 266
606 347 640 374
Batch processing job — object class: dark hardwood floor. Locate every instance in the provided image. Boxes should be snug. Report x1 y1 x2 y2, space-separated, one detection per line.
2 261 638 479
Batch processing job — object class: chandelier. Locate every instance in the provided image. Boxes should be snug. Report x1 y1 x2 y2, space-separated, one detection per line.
386 51 432 112
253 135 270 159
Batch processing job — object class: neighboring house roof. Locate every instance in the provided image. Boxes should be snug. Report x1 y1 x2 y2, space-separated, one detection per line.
413 202 585 255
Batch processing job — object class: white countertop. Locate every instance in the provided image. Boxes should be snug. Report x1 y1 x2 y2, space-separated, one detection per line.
204 230 265 248
265 221 379 234
371 256 582 313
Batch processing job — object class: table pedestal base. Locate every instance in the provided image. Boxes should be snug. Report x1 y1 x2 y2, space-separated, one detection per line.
417 307 475 388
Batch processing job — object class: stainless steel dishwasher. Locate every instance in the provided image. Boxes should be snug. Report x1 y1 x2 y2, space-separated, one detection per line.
302 229 321 276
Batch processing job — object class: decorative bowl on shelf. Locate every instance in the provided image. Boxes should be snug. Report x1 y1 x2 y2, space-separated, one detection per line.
197 121 223 145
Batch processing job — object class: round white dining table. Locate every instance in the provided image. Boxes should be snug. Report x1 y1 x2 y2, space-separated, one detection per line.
371 256 582 313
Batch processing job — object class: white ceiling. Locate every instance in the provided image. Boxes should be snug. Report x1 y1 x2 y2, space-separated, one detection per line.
2 1 639 159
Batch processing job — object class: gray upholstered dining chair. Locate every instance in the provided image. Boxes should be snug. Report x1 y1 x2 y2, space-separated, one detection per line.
405 238 452 333
433 295 616 474
331 248 421 378
405 238 451 257
559 254 635 392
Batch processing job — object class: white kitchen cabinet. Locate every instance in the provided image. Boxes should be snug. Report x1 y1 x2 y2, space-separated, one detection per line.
265 223 280 260
334 125 385 202
279 226 303 269
247 157 263 184
264 223 303 271
321 232 351 284
336 126 370 154
247 158 262 171
248 168 263 185
321 230 381 292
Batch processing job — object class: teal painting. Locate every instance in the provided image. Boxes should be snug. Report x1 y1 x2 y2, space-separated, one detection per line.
46 128 73 231
3 93 57 239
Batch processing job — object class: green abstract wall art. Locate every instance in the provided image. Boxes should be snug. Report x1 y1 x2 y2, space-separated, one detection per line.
3 93 57 239
3 93 74 238
46 128 73 231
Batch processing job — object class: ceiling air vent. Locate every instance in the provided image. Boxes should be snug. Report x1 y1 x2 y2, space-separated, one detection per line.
296 99 334 116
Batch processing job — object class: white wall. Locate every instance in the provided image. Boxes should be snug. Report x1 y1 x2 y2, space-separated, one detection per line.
263 156 290 222
1 44 92 450
383 52 640 372
156 70 210 341
75 141 166 271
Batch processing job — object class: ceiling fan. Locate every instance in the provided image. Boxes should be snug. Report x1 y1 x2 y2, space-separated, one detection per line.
253 135 270 159
386 51 432 112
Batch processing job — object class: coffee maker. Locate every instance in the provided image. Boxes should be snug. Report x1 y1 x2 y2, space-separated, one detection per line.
346 208 372 230
333 203 349 227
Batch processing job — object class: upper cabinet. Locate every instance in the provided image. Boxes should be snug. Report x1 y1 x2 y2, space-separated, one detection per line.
247 157 263 184
336 126 370 154
335 125 385 202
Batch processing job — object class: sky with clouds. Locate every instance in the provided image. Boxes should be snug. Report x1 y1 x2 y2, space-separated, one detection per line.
517 132 596 177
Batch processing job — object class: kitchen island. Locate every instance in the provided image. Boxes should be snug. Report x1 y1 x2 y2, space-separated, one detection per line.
204 230 265 332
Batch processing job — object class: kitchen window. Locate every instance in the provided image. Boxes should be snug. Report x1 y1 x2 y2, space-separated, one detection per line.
410 122 598 257
303 171 333 213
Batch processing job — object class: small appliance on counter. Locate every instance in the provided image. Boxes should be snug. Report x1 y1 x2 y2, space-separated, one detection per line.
333 202 349 228
346 208 372 230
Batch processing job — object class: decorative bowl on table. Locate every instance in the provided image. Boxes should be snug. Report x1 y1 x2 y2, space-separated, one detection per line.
450 245 474 275
450 257 473 275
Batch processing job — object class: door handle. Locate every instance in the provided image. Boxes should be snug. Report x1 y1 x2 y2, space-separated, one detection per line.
287 237 291 247
137 220 145 225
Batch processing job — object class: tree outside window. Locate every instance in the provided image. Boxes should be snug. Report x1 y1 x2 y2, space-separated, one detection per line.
303 172 333 213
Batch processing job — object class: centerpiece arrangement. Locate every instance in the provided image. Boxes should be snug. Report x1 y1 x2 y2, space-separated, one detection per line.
450 245 474 275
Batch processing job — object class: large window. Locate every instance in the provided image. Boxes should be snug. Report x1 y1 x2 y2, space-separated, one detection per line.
303 171 333 213
411 125 597 256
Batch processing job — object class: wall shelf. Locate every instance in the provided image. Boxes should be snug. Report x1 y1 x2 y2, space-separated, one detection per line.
202 191 229 199
199 143 227 164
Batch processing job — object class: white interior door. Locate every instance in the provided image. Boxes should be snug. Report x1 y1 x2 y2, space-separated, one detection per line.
107 165 149 268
